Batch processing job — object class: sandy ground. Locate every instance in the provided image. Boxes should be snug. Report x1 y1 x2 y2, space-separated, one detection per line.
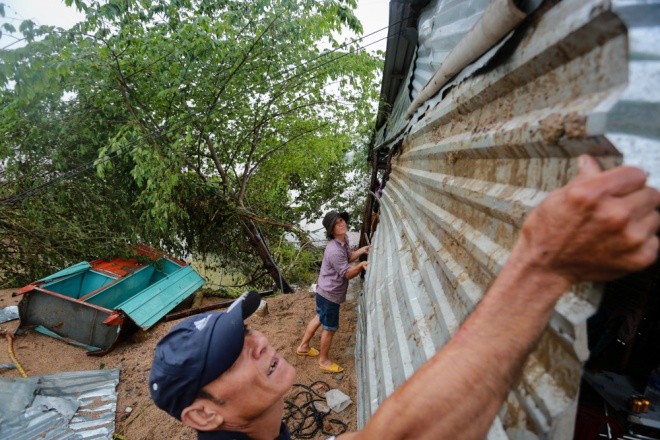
0 281 362 439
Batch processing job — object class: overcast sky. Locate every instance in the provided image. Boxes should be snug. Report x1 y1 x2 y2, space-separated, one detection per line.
0 0 390 51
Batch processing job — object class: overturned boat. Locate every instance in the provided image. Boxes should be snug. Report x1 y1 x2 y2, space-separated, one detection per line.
14 245 204 354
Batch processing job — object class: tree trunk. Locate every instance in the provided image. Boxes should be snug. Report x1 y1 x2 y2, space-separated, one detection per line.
240 218 293 293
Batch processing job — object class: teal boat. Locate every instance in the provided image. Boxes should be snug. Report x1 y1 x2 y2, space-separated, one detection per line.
15 246 205 354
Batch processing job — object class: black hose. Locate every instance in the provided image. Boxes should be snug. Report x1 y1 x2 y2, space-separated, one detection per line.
283 381 349 438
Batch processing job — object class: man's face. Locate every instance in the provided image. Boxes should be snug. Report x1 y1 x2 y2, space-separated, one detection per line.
332 216 347 237
200 329 296 425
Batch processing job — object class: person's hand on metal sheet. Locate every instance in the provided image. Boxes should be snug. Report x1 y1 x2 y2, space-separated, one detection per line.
518 154 660 286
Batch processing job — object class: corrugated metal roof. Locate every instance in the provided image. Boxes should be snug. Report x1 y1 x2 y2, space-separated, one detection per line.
412 0 491 98
375 0 429 130
0 369 120 440
373 60 415 148
359 0 660 438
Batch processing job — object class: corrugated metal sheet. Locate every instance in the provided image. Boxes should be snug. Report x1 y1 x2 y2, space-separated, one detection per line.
37 262 92 284
607 1 660 187
375 0 429 131
358 0 660 438
374 59 415 148
413 0 491 97
0 305 18 324
0 369 120 440
374 0 535 148
118 264 206 329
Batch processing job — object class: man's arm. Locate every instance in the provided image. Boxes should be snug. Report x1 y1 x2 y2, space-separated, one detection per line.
343 156 660 440
349 246 370 263
345 261 368 280
345 245 370 279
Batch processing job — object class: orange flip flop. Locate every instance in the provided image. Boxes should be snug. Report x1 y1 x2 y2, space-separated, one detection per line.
319 362 344 373
296 347 319 357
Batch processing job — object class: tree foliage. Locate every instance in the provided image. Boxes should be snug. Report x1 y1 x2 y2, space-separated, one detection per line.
0 0 381 290
0 86 143 286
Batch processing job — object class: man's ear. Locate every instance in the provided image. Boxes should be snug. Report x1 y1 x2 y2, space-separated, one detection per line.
181 399 225 432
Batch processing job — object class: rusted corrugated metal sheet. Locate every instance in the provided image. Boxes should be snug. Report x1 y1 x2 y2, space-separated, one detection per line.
358 0 659 438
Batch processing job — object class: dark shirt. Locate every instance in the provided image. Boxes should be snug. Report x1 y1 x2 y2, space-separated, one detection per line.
197 422 291 440
316 237 351 304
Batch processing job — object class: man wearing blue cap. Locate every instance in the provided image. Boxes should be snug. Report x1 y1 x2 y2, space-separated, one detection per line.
150 291 296 440
150 156 660 440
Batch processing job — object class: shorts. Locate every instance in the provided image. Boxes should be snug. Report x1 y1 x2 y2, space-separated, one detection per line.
316 293 340 331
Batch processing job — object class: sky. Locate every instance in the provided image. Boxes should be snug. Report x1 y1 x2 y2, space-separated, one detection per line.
0 0 390 51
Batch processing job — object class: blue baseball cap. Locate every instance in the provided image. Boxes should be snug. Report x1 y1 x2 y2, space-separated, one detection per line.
149 291 261 420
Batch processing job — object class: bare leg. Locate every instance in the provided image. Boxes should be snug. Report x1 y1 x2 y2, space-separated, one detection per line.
319 329 336 367
298 315 321 353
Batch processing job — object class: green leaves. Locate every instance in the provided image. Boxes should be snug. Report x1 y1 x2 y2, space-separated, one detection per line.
64 0 89 12
0 0 382 290
18 19 34 35
100 2 123 19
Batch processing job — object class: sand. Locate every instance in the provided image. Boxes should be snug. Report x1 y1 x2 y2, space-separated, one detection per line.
0 281 362 439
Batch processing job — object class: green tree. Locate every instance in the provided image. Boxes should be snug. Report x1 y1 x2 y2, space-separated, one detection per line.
0 86 143 286
0 0 381 291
